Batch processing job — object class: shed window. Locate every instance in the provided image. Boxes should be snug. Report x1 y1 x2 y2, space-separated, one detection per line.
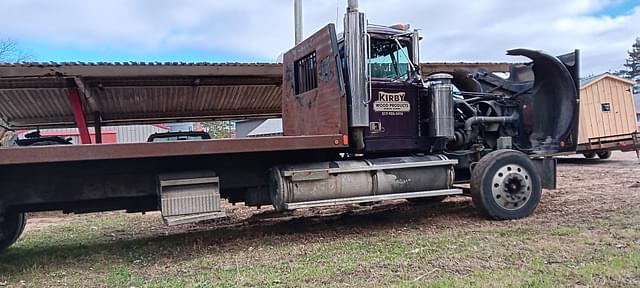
601 103 611 112
294 51 318 95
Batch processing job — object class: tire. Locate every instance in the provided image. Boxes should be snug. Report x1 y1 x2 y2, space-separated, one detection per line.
407 196 447 204
583 152 596 159
0 212 27 252
471 150 542 220
597 151 612 159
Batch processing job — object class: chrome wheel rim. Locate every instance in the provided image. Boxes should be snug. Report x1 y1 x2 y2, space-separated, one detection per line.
491 164 532 210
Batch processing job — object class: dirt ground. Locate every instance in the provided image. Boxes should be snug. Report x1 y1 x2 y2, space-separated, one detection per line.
23 151 640 235
2 151 640 287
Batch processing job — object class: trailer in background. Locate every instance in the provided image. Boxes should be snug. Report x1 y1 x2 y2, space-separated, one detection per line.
576 73 639 159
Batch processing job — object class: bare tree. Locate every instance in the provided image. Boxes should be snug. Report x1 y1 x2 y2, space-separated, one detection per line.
0 38 31 62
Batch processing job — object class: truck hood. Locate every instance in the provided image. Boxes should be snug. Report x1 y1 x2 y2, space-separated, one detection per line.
451 49 580 154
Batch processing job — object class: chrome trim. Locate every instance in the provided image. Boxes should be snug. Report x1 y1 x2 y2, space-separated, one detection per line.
284 189 463 210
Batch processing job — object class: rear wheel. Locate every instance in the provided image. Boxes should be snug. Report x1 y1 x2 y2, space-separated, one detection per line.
597 151 612 159
0 212 27 252
471 150 542 220
583 152 596 159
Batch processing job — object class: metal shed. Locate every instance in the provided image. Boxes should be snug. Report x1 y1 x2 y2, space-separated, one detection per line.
578 73 637 145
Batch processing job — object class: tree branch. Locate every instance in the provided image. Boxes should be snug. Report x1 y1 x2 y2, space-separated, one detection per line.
0 38 31 62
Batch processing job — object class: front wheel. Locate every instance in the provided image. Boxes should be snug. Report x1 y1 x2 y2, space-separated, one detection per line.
471 150 542 220
583 152 596 159
0 212 27 252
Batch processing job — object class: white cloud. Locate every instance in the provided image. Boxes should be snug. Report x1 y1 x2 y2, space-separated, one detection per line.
1 0 638 74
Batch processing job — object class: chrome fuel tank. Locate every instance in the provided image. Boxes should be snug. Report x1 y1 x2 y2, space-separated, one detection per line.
270 155 458 211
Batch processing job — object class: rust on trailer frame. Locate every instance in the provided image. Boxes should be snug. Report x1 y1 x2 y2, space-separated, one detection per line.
0 134 347 165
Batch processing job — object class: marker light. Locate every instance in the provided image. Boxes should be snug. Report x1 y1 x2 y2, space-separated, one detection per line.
390 23 410 31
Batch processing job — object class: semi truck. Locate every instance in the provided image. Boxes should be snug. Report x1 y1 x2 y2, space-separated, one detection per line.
0 1 580 251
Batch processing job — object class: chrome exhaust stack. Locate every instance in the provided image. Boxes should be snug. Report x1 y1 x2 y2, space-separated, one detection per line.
344 0 369 129
348 0 359 10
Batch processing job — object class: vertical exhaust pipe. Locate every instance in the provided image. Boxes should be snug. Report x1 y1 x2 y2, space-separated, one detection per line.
294 0 303 45
344 0 368 150
344 0 368 130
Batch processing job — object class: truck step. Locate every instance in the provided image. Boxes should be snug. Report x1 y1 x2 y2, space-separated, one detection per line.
158 171 225 225
283 188 463 210
163 211 226 226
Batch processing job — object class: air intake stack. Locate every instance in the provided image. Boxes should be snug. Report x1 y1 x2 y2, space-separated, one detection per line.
427 73 455 139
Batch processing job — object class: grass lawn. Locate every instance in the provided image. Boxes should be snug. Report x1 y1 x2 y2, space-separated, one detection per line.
1 154 639 287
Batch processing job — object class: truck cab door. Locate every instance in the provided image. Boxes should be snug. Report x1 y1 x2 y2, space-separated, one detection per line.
364 37 422 153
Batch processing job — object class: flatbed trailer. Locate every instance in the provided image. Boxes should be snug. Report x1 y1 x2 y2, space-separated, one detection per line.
0 1 581 251
576 132 640 159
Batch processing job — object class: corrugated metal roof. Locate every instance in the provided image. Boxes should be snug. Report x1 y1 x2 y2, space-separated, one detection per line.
0 87 79 127
0 63 283 129
92 85 281 123
0 84 282 128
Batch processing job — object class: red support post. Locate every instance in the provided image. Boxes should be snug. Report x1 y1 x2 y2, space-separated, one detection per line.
67 88 92 144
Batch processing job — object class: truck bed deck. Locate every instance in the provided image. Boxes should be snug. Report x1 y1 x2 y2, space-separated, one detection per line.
0 134 347 165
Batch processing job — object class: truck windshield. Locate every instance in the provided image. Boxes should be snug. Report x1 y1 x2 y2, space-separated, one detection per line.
370 39 410 81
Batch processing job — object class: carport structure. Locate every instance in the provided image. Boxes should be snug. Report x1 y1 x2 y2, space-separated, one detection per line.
0 63 283 144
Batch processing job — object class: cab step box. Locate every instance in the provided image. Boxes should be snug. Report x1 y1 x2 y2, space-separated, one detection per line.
158 171 225 226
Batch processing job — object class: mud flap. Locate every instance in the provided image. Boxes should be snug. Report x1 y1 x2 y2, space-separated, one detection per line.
532 157 557 189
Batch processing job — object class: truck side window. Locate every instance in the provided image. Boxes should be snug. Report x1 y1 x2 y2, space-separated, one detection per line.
369 39 410 80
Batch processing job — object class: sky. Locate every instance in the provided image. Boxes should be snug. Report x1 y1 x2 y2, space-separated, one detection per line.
1 0 639 75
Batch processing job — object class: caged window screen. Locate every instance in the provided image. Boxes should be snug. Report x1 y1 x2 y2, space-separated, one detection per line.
294 51 318 95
